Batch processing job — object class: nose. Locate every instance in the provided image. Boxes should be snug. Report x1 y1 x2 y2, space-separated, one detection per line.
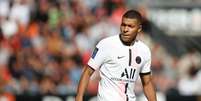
124 26 129 33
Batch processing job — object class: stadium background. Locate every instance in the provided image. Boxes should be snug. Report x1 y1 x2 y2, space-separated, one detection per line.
0 0 201 101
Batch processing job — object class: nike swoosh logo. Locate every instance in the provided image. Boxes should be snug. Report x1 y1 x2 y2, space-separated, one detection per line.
117 56 125 59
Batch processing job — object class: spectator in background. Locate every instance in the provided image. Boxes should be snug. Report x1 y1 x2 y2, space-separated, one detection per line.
177 49 201 78
177 50 201 96
178 65 201 95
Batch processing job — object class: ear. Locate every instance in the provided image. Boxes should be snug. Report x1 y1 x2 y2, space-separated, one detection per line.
137 25 142 33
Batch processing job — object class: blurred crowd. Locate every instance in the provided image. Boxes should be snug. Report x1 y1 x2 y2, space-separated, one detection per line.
0 0 201 99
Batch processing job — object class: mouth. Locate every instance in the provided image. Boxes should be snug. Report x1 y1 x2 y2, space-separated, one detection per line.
121 33 130 38
119 34 132 45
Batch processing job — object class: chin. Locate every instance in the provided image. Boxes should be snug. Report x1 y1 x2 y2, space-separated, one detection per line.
123 39 132 44
123 40 130 43
122 38 131 42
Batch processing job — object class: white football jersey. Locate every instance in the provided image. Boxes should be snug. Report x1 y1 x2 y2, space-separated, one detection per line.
88 35 151 101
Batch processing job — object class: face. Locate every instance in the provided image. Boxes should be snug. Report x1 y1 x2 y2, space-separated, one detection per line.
120 17 142 44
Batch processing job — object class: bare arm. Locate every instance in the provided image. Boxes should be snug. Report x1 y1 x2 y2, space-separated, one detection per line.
140 73 157 101
75 65 95 101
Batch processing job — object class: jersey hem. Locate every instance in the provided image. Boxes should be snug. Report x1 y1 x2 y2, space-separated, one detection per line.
87 64 95 71
139 71 151 75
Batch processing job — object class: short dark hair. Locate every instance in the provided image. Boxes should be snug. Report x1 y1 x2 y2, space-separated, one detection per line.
122 10 142 24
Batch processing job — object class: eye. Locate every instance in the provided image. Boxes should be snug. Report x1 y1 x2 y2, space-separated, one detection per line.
129 25 136 28
128 25 132 27
121 23 126 27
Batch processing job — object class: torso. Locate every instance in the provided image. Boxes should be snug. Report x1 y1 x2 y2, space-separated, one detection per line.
88 35 151 101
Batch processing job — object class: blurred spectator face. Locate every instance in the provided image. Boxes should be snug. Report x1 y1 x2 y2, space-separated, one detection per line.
62 57 76 71
188 66 199 77
40 76 56 94
19 76 29 93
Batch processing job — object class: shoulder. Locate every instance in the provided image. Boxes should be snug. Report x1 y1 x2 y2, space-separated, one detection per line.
97 35 118 47
136 40 151 56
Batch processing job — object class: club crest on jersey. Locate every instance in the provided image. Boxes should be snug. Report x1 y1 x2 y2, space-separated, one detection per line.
135 56 141 64
92 47 99 59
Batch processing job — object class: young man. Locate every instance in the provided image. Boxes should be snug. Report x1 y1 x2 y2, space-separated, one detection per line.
76 10 157 101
